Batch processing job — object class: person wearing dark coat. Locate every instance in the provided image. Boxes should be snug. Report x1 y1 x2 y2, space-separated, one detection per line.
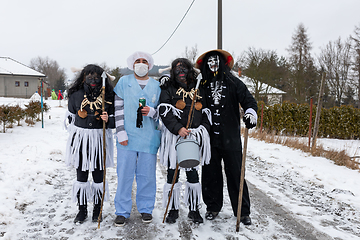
158 58 211 224
64 64 115 224
195 50 258 225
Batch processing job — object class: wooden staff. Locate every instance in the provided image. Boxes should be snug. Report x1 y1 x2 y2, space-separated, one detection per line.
162 74 202 223
98 71 107 229
236 127 249 232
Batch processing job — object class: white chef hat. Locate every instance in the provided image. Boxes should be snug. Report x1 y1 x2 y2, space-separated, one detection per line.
127 51 154 71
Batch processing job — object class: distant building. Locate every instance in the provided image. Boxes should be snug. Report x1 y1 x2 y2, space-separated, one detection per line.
0 57 46 98
233 71 286 105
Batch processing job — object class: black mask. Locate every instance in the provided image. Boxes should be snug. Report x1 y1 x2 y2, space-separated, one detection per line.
84 74 101 99
174 64 189 84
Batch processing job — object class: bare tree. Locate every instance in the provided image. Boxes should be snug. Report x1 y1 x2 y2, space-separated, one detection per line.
234 51 246 72
30 56 67 90
318 37 352 106
350 23 360 108
182 44 198 64
241 47 289 102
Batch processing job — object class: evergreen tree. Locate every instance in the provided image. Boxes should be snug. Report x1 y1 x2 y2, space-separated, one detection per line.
287 23 319 103
109 67 123 86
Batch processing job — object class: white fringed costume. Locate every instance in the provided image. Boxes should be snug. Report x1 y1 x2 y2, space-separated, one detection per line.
71 181 110 205
65 111 114 171
64 110 114 205
157 103 211 211
158 103 211 170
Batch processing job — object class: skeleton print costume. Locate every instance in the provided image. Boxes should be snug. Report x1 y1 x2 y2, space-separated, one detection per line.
196 50 257 225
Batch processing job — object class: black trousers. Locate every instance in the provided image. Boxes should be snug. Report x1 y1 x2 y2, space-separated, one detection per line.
76 152 103 184
201 147 250 217
167 168 199 184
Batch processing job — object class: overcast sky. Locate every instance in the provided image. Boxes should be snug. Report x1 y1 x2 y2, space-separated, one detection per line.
1 0 360 80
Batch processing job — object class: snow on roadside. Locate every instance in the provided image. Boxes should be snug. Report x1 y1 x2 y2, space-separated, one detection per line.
246 138 360 239
0 97 359 239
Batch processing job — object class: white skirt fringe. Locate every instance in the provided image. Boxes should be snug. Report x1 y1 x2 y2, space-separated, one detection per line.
65 124 114 171
159 125 211 170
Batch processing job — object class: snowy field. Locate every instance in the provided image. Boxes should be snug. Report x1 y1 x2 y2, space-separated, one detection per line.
0 97 359 240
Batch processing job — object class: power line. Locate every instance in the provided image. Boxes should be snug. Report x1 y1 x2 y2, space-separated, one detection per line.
151 0 196 55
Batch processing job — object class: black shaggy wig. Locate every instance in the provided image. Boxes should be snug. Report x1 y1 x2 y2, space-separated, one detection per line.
68 64 114 100
163 58 198 90
199 51 233 87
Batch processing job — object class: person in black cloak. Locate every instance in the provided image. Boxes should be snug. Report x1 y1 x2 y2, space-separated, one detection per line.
64 64 115 224
157 58 211 224
195 50 257 225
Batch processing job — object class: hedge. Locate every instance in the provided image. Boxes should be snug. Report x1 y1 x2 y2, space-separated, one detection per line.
258 101 360 139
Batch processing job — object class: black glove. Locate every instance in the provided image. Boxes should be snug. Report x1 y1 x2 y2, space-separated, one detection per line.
136 106 143 128
243 113 257 129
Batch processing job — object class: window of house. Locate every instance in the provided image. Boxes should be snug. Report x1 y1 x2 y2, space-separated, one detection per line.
15 81 20 87
24 81 29 87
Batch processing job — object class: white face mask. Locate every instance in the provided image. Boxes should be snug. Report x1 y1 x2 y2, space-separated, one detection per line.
134 63 149 77
207 55 220 72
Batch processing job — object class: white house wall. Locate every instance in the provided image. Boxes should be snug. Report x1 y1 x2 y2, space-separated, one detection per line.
0 75 39 98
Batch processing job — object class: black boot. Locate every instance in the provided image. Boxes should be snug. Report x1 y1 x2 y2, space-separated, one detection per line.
74 205 87 224
165 209 179 224
188 210 203 223
92 203 102 222
240 215 252 225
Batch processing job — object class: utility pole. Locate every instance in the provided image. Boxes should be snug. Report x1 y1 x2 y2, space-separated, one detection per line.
217 0 222 49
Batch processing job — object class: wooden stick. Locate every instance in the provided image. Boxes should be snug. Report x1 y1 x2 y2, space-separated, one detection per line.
163 88 198 222
162 163 179 223
236 128 248 232
97 86 106 229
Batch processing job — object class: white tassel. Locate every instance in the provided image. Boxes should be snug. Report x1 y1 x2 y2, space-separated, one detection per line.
64 110 75 131
184 182 201 211
202 108 213 125
92 182 109 204
65 126 114 171
158 126 178 169
188 125 211 166
72 181 91 205
157 103 183 119
159 125 211 169
163 182 182 210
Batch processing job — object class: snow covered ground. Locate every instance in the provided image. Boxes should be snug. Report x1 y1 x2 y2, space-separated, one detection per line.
0 97 359 240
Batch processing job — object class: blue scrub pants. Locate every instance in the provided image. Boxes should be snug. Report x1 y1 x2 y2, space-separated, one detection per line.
114 149 157 218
